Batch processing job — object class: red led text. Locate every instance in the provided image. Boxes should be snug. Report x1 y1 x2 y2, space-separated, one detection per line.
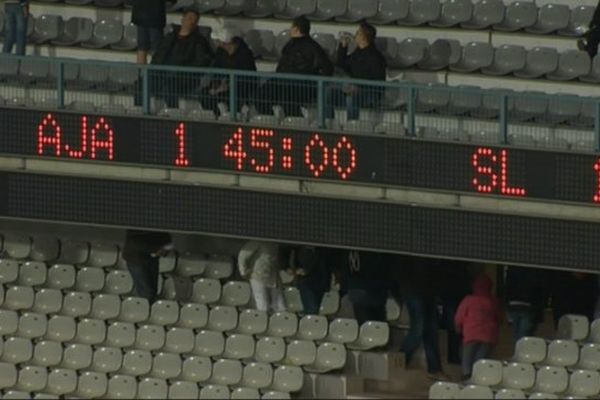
472 147 526 197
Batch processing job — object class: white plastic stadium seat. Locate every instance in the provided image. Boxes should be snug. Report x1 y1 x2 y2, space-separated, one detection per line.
255 337 286 364
493 1 536 32
267 312 298 338
429 381 461 399
105 322 136 348
17 312 47 339
284 340 317 366
88 242 119 267
75 267 105 292
46 264 76 290
578 343 600 370
150 352 182 379
164 327 195 354
348 321 389 350
242 362 273 389
557 314 590 341
221 281 251 307
207 306 238 332
305 342 347 373
61 291 91 318
4 233 31 259
1 337 32 364
283 287 304 313
18 261 47 287
46 315 76 342
223 334 255 360
30 237 59 261
471 359 503 386
200 385 230 399
460 385 493 399
92 347 122 373
175 254 207 277
236 309 268 335
32 289 62 315
75 371 108 398
104 270 134 295
566 369 600 397
0 362 18 389
74 318 106 345
135 325 165 351
61 343 92 370
169 381 200 399
4 285 34 311
204 256 234 279
192 278 221 304
545 340 579 368
210 359 243 386
501 362 535 391
494 389 525 399
231 388 260 400
181 356 212 383
46 368 77 396
138 378 168 400
269 365 303 393
177 303 209 329
193 330 225 357
121 350 152 376
119 296 150 323
534 366 569 394
0 259 19 283
15 366 47 392
327 318 359 344
106 375 137 399
89 294 120 320
31 340 62 367
297 315 328 341
514 47 558 79
513 336 546 363
149 300 179 326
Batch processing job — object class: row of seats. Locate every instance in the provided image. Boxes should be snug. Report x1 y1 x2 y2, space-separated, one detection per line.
34 0 596 36
0 362 294 399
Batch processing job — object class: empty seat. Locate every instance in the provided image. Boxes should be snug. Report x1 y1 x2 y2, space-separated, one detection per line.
245 29 276 59
76 266 105 293
4 233 31 259
494 389 525 399
111 22 137 50
18 261 46 287
337 0 377 22
214 0 254 15
61 291 91 318
150 352 182 379
106 375 137 399
194 330 225 357
309 0 346 21
88 243 119 267
19 59 50 84
192 278 221 304
511 91 548 121
46 368 77 396
231 388 260 400
590 319 600 343
534 366 568 394
297 315 328 341
148 300 179 326
375 36 399 67
305 342 347 373
175 254 207 277
395 38 428 68
267 312 298 337
481 44 526 75
92 346 122 373
32 289 61 315
368 0 409 24
580 54 600 83
274 0 317 19
418 39 453 70
558 314 590 341
223 334 255 359
471 359 503 386
177 302 208 329
119 296 150 323
429 381 461 399
15 366 47 392
104 270 134 295
244 0 280 18
269 365 303 393
89 294 120 320
31 340 62 367
4 285 34 310
460 385 494 399
255 336 286 364
0 362 18 389
285 340 317 366
52 17 93 46
0 259 19 283
82 19 123 48
164 327 195 354
528 4 569 34
105 322 136 348
398 0 440 26
207 306 238 332
236 309 268 335
241 362 273 390
493 1 536 32
46 315 76 342
17 312 47 339
559 5 595 37
1 337 32 364
211 359 243 386
46 264 76 290
501 362 535 390
545 339 579 367
221 281 251 307
61 343 92 370
283 287 304 313
121 350 152 376
327 318 359 344
431 0 472 27
319 290 340 316
74 318 106 345
204 257 234 279
2 391 32 399
450 42 493 72
181 356 212 382
566 369 600 397
578 343 600 370
461 0 503 29
513 336 546 363
134 325 165 351
514 47 558 79
200 385 230 400
547 50 591 81
75 372 108 398
348 321 389 350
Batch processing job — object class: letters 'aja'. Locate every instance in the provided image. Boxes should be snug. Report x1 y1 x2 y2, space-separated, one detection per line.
31 111 600 204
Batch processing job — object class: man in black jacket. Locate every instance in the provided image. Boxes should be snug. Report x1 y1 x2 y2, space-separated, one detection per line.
123 230 173 304
578 1 600 58
131 0 170 64
326 22 387 121
258 16 333 116
201 27 257 116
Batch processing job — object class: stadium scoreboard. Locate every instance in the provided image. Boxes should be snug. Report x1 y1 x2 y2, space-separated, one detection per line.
1 108 599 205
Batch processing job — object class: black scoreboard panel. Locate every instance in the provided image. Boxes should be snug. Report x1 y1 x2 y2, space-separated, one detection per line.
2 107 600 205
0 171 599 272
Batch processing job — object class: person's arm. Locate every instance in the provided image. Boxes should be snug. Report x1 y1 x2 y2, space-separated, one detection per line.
371 53 387 81
337 43 351 75
314 42 334 76
193 36 214 67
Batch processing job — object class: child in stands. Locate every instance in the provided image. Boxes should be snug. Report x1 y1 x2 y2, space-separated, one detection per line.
455 273 502 380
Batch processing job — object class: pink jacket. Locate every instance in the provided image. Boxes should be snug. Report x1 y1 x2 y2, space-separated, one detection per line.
455 274 501 345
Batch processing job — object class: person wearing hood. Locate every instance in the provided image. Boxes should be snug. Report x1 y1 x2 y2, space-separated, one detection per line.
201 27 257 116
131 0 170 64
238 240 286 313
455 273 502 379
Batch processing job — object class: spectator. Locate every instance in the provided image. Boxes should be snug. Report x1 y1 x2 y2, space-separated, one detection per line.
258 16 333 116
122 229 173 304
131 0 169 64
136 9 214 108
578 1 600 58
326 22 387 121
201 27 257 116
455 273 502 380
400 257 445 379
504 266 547 341
3 0 28 55
238 240 285 313
550 271 599 326
286 246 333 315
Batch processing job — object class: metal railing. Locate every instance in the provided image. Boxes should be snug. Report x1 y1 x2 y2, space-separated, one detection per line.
2 54 600 151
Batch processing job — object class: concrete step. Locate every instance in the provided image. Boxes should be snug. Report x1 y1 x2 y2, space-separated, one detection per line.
348 391 427 400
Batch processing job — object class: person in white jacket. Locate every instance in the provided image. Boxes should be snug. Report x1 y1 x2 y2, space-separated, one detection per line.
238 240 285 313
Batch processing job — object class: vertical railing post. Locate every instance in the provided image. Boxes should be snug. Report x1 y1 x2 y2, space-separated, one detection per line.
595 101 600 152
499 94 509 144
407 87 416 137
229 73 238 121
142 67 150 115
317 79 325 129
57 61 65 109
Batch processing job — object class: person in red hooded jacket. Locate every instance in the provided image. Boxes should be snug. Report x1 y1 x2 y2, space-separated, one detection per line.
454 273 502 380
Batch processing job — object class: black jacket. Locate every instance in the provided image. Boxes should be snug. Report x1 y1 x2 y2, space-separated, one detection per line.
152 26 214 67
213 37 256 71
131 0 167 29
592 1 600 28
505 266 547 323
337 43 387 81
277 36 333 76
123 230 172 265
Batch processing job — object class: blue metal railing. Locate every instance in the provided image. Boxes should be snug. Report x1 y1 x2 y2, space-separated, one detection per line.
1 54 600 151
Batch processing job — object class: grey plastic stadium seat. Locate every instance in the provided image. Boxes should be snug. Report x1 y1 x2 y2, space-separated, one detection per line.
181 356 212 382
52 17 92 46
223 334 255 360
19 59 50 84
471 359 502 386
547 50 591 81
512 91 547 122
94 0 123 5
17 312 48 339
231 388 260 400
164 327 195 354
3 391 31 400
566 370 600 398
92 347 122 373
311 32 336 59
297 315 328 341
177 303 208 329
319 290 340 316
211 359 243 386
337 0 377 22
105 322 136 348
460 385 494 399
88 242 119 267
4 285 34 311
269 365 303 393
46 369 77 396
429 382 461 399
242 362 273 389
119 297 150 324
31 236 59 261
1 337 32 364
309 0 346 21
462 0 504 29
578 344 600 370
104 270 134 296
15 366 48 392
200 385 230 400
169 381 199 399
245 29 275 59
430 0 472 27
111 22 137 51
493 1 537 32
267 312 298 337
147 300 179 326
214 0 253 15
207 305 238 332
545 339 579 367
589 319 600 343
82 19 123 48
120 350 152 376
580 55 600 83
514 47 558 79
397 0 440 26
275 0 317 19
245 0 280 17
534 366 568 394
33 289 63 315
46 315 76 343
305 342 347 373
285 340 317 366
32 341 62 367
61 343 93 370
61 291 91 318
4 233 31 259
418 39 453 70
76 267 105 292
30 15 62 44
192 278 221 304
526 4 569 34
481 44 526 75
255 337 286 364
0 259 19 283
448 85 482 115
375 36 399 67
368 0 409 24
138 378 168 400
195 0 227 13
495 389 526 399
150 352 182 379
106 375 137 399
559 6 595 37
348 321 390 350
395 38 428 68
557 314 590 341
135 325 165 351
502 362 535 390
449 42 493 72
193 330 225 357
58 240 89 264
65 0 93 4
19 261 47 286
236 309 268 335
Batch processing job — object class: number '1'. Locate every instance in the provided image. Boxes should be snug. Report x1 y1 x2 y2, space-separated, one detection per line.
175 123 190 167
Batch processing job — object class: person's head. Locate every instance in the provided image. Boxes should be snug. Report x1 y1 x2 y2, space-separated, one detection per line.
212 27 240 55
355 22 376 49
180 9 200 33
472 273 493 296
290 16 310 38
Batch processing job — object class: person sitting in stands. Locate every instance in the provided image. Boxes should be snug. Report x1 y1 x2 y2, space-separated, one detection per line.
326 22 387 121
201 26 257 116
258 16 333 116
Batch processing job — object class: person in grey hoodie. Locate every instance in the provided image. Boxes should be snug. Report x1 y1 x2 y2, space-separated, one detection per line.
3 0 28 55
238 240 285 313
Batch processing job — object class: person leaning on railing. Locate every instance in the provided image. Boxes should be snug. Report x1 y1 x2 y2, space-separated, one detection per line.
135 8 214 109
257 16 334 117
2 0 28 55
201 26 257 116
325 22 387 122
578 1 600 58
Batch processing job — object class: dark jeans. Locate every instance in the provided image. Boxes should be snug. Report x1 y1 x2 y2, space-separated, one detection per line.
297 282 326 315
401 294 442 374
441 300 462 365
126 257 159 304
257 79 316 117
462 341 493 378
508 307 536 342
325 86 382 121
3 3 27 55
